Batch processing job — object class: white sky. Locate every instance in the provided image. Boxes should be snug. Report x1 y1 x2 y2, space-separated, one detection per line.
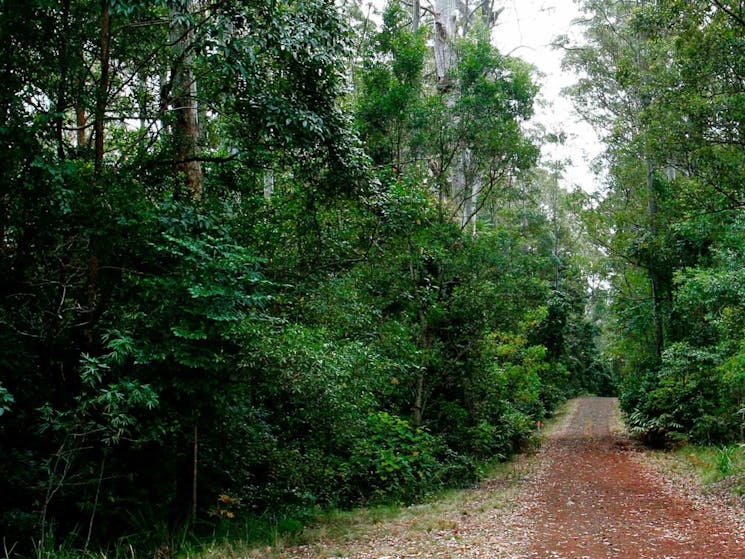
492 0 603 193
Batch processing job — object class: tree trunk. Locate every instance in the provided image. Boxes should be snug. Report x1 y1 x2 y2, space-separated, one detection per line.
413 306 429 428
433 0 456 89
645 158 664 359
56 0 71 161
434 0 469 224
75 46 88 149
263 171 274 199
192 421 198 523
413 371 425 427
461 149 480 234
170 0 203 199
76 107 87 148
451 148 466 219
94 0 111 174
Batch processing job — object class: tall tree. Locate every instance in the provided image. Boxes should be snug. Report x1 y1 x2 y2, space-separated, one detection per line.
563 0 675 362
169 0 203 198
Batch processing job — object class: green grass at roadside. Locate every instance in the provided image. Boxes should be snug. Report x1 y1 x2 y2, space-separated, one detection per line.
661 443 745 491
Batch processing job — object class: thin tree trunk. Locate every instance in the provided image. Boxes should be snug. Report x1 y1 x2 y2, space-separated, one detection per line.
460 149 480 234
451 148 466 220
413 372 425 427
412 0 420 31
192 421 198 524
413 308 429 427
75 48 88 149
56 0 71 161
95 1 111 174
84 453 106 550
645 158 664 358
551 179 561 290
76 108 87 148
409 256 429 428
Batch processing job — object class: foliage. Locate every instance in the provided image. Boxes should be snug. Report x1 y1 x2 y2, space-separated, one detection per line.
565 0 745 449
346 412 440 504
0 0 606 556
621 342 733 447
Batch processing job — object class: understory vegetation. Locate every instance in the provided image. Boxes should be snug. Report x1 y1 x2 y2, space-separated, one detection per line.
650 443 745 504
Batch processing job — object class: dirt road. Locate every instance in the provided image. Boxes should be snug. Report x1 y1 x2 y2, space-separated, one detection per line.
280 397 745 559
521 397 745 558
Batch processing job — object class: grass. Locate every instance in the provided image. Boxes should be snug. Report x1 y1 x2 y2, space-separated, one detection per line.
650 443 745 494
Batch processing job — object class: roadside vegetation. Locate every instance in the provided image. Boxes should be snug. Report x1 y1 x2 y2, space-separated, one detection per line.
656 445 745 494
564 0 745 449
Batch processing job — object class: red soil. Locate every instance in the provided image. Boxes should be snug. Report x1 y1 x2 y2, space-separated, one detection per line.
521 397 745 558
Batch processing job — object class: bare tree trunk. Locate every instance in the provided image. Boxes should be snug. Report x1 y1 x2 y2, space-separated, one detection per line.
76 107 88 148
263 171 275 199
94 0 111 174
433 0 456 89
75 46 88 149
451 149 466 221
413 306 429 428
645 158 664 359
170 0 203 199
460 149 481 234
434 0 469 222
412 0 420 31
467 173 480 235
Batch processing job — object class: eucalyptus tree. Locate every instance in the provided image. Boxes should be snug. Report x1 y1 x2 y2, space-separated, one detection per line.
355 0 538 425
563 0 678 363
429 0 521 232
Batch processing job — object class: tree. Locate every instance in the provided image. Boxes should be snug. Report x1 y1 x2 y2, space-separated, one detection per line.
563 0 678 363
567 0 745 443
0 0 607 554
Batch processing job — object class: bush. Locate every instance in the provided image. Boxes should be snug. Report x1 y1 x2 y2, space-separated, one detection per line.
345 412 441 504
621 343 732 446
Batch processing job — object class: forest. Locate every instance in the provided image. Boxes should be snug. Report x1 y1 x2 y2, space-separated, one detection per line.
1 0 744 557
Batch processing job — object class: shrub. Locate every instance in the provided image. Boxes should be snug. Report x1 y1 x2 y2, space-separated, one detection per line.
345 412 440 504
622 343 732 446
